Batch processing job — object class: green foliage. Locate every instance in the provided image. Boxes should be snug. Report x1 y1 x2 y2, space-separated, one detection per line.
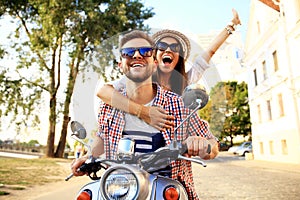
0 0 155 156
27 139 39 146
199 81 251 142
0 47 5 59
0 70 42 130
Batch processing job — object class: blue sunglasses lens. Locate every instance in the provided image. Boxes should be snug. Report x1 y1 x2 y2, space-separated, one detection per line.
139 47 153 56
120 47 153 58
157 42 180 52
121 48 135 57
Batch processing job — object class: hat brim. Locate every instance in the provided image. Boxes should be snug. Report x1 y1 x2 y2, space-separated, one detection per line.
152 29 191 60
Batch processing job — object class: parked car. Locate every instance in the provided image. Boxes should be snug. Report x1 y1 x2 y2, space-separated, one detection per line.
236 143 252 156
219 142 230 151
228 141 252 155
228 145 239 154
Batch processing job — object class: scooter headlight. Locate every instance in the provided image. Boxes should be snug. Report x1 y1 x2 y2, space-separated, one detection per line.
102 168 138 200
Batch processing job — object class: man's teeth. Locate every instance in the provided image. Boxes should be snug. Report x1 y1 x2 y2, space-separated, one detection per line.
163 56 172 59
132 64 143 67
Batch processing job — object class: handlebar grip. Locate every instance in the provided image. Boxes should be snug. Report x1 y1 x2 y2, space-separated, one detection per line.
181 143 211 154
65 173 74 181
65 165 84 181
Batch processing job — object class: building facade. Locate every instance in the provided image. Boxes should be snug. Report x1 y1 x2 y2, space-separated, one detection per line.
244 0 300 164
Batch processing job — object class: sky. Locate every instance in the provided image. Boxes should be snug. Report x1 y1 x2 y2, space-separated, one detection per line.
143 0 251 41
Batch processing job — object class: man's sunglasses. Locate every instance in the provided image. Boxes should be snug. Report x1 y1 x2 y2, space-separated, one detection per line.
156 42 180 53
120 47 154 58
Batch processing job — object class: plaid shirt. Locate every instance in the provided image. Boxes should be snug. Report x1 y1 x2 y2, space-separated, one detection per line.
97 84 214 200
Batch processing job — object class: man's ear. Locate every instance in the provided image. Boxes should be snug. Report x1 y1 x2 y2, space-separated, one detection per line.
118 62 123 72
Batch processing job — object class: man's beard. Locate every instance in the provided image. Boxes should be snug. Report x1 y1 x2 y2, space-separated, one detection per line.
125 66 153 83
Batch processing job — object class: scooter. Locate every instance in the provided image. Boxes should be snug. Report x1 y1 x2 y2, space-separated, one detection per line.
66 84 210 200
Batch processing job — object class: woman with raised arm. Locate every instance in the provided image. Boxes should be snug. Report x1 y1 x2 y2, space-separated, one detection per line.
97 9 241 130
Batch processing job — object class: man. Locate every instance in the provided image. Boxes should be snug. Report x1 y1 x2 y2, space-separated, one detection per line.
72 30 219 199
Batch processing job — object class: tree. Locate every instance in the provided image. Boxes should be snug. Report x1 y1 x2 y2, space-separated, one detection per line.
28 139 40 146
0 0 154 157
199 81 251 146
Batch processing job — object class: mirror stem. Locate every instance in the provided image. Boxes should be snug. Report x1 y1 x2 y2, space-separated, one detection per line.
71 135 92 154
173 100 202 141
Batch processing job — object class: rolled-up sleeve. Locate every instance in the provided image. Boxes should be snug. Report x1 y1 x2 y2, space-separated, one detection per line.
187 55 210 84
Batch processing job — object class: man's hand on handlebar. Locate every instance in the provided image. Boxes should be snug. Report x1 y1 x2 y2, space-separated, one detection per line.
183 136 212 160
71 156 88 176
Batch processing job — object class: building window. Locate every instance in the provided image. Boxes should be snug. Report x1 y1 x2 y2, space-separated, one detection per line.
254 69 258 86
259 142 264 155
257 104 262 123
281 140 288 155
269 141 274 155
262 60 267 80
273 51 279 72
257 21 261 34
278 93 284 117
267 100 272 120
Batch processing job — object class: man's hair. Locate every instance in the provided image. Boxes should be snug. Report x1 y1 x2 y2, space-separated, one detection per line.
119 30 155 48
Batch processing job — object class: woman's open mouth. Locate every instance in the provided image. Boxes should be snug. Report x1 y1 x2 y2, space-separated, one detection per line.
162 55 173 65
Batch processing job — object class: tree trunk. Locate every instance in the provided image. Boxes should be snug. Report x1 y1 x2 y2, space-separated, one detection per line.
54 115 70 158
45 96 56 157
230 135 234 146
54 60 78 158
54 80 74 158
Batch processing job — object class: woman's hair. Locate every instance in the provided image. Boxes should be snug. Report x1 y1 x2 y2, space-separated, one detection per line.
171 55 188 95
152 38 188 95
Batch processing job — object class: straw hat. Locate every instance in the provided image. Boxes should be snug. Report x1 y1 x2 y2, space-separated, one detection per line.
152 29 191 60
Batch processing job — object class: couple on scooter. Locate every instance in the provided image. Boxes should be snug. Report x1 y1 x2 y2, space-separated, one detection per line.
71 30 219 199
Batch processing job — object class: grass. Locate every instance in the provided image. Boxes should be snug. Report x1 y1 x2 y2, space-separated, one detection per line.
0 157 70 196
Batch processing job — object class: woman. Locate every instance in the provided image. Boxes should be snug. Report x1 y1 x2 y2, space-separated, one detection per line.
97 9 241 130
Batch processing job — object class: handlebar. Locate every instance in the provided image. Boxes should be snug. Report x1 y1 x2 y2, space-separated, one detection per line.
65 158 111 181
65 173 74 181
66 141 209 181
138 141 208 172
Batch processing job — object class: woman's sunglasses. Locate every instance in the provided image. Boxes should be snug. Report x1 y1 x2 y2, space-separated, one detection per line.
156 42 180 53
120 47 153 58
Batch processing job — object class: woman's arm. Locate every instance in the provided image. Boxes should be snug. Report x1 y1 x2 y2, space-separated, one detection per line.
188 9 241 84
202 8 241 63
97 84 174 131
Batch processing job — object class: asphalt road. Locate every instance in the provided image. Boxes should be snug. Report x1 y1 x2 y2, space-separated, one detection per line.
193 152 300 200
2 151 300 200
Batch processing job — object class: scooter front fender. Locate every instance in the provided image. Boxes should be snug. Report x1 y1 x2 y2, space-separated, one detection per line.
76 180 101 200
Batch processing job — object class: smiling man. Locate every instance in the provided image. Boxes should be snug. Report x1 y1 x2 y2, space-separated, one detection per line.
72 30 219 200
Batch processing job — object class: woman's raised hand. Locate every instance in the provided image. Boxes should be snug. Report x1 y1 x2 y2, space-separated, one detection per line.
232 8 241 25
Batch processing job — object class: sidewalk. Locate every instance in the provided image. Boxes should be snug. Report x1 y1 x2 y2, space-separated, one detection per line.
0 151 41 159
237 159 300 173
220 151 300 174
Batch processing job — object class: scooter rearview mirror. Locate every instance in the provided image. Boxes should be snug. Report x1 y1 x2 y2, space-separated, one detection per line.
70 121 87 139
182 84 209 110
